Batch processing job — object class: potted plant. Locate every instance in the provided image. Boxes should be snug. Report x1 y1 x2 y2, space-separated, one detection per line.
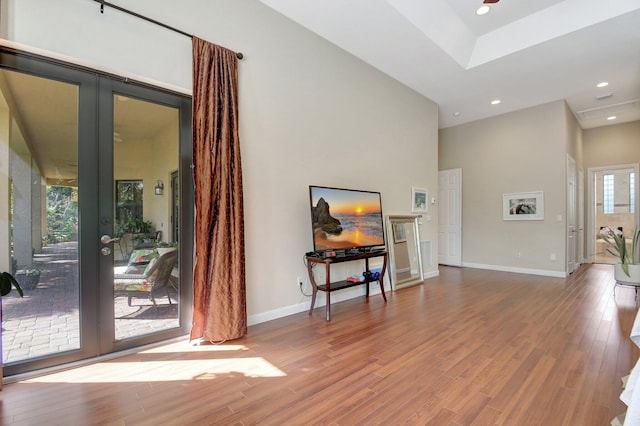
14 266 42 291
156 241 178 256
601 226 640 284
115 214 156 254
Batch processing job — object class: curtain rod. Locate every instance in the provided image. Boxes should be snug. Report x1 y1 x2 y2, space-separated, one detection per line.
93 0 244 60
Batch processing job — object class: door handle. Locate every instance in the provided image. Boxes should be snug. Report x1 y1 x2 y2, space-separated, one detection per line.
100 234 119 244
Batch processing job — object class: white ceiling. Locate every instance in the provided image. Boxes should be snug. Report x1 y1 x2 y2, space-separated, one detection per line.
259 0 640 129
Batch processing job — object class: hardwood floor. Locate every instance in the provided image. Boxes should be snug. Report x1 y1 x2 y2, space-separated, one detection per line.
1 263 637 425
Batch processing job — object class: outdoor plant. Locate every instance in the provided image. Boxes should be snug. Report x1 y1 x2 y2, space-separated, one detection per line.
0 272 24 297
16 266 42 276
14 265 42 291
156 241 178 248
115 213 154 236
601 226 640 277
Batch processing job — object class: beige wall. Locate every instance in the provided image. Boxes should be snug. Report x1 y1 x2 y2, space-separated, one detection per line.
565 102 583 166
583 121 640 170
439 101 574 275
148 119 179 241
7 0 439 323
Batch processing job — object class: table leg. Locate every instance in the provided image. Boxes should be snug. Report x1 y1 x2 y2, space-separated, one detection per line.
307 259 317 315
325 261 331 321
309 289 317 316
365 258 370 298
380 253 388 302
379 276 387 302
326 289 331 321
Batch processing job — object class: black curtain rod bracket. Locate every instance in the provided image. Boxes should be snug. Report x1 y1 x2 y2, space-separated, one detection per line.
93 0 244 60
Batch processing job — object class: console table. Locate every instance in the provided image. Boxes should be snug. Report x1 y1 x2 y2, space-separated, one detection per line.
305 251 388 321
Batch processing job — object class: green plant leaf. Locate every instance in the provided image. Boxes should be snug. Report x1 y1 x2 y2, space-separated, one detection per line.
602 226 640 278
633 228 640 264
1 272 24 297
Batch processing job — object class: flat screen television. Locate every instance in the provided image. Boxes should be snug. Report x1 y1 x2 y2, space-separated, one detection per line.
309 185 386 253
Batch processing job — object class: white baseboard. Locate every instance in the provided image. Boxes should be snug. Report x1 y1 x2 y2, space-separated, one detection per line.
461 262 567 278
423 270 440 279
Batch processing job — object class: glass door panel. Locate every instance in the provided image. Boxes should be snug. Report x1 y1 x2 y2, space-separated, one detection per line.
1 69 81 364
111 94 180 341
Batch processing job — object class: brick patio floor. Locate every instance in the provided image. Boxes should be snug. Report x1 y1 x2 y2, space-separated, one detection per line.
2 242 179 365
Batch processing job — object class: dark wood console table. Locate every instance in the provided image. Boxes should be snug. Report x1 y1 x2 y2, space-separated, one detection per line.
305 251 388 321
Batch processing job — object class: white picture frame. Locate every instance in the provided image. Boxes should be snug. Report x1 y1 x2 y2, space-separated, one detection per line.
411 187 428 213
503 191 544 220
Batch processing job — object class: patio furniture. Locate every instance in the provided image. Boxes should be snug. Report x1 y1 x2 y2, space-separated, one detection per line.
115 230 162 262
114 250 178 310
133 230 162 250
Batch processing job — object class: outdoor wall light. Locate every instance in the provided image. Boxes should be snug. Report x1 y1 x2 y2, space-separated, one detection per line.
155 180 164 195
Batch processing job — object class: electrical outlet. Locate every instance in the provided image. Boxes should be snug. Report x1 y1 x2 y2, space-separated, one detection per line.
297 276 303 287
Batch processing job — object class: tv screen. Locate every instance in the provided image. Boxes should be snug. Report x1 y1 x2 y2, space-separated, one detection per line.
309 185 386 253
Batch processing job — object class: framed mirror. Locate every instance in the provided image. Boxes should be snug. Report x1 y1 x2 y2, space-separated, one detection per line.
386 215 424 290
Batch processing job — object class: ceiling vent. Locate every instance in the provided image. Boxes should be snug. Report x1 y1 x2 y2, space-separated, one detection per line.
595 93 613 101
576 99 640 121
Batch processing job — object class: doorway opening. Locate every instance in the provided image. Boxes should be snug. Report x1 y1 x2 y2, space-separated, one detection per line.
589 165 639 264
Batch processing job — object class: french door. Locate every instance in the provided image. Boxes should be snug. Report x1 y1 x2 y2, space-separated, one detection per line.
0 50 193 377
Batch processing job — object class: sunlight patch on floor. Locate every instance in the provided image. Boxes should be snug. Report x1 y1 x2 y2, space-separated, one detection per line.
142 342 250 353
26 357 286 383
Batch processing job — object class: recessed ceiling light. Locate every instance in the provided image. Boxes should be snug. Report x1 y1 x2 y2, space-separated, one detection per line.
453 111 461 117
597 82 609 88
476 5 490 15
607 116 617 120
491 99 501 105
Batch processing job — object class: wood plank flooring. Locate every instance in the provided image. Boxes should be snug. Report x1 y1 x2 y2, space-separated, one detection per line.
1 263 637 425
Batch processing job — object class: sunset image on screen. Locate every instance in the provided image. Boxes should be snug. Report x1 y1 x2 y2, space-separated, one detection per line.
310 187 385 250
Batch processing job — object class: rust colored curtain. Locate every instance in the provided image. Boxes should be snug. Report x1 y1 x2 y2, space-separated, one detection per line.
191 37 246 342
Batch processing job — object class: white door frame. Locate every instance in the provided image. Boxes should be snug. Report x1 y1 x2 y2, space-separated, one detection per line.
567 155 577 274
578 167 585 264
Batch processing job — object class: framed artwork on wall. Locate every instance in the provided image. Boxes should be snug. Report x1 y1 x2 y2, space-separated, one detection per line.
503 191 544 220
412 187 428 213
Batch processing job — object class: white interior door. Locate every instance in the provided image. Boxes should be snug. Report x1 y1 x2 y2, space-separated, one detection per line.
567 155 577 274
438 168 462 266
